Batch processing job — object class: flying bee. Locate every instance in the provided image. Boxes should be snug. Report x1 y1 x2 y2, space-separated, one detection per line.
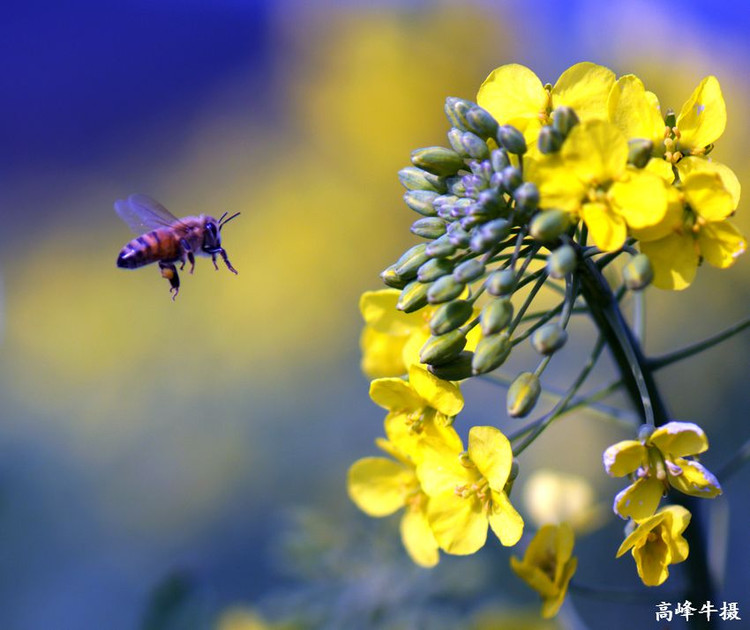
115 194 240 299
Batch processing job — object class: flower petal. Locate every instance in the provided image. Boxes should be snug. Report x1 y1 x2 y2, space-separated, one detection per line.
603 440 646 477
369 377 422 411
610 169 668 230
510 556 558 598
488 489 524 546
608 74 665 146
677 157 741 208
640 233 698 291
663 505 691 563
683 171 735 222
630 186 682 242
668 459 722 498
699 220 747 269
427 491 488 555
552 62 615 122
400 503 440 567
581 201 627 252
347 457 414 516
468 426 512 491
562 120 628 183
616 510 666 557
613 476 664 520
632 526 671 586
525 155 587 213
361 327 408 378
416 439 474 496
649 421 708 457
408 365 464 417
676 76 726 150
359 289 423 334
541 557 577 619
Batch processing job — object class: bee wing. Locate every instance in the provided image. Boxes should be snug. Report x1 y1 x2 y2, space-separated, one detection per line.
114 194 183 234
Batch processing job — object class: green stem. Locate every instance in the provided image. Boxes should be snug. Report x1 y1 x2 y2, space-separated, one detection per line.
716 436 750 484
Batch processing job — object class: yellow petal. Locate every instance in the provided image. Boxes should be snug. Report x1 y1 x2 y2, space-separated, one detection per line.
676 76 727 150
668 459 722 498
400 503 440 567
468 426 512 491
616 510 666 557
632 526 671 586
649 421 708 457
613 476 664 520
603 440 647 477
677 157 741 207
581 201 627 252
408 365 463 417
427 491 488 554
663 505 691 563
401 326 431 370
562 120 628 183
608 74 665 145
477 64 549 135
525 154 587 213
640 233 698 291
683 171 735 221
631 186 682 242
699 220 747 269
645 157 676 184
609 169 668 229
488 489 524 546
541 557 577 618
416 440 475 496
360 327 408 378
347 457 414 516
552 62 615 122
510 557 557 599
359 289 423 334
369 377 422 411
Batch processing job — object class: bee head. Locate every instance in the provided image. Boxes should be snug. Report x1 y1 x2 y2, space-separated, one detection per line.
202 211 240 253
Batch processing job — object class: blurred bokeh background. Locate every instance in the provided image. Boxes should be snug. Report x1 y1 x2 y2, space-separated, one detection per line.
2 1 750 628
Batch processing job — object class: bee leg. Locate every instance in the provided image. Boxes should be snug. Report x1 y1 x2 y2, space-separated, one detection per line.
219 248 239 275
187 251 195 274
211 253 219 271
178 239 195 274
159 261 180 300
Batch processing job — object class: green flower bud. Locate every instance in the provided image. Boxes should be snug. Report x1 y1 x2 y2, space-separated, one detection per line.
380 264 407 289
425 235 457 258
529 209 571 242
531 322 568 355
411 146 466 177
427 351 474 380
471 332 511 374
664 108 676 129
398 166 447 193
486 269 515 296
627 139 654 169
427 275 465 304
465 106 499 139
623 253 654 290
507 372 541 418
403 190 439 217
397 280 431 313
460 132 490 160
444 97 473 130
537 126 565 154
393 243 429 278
420 329 467 365
497 125 527 155
417 257 454 282
501 165 523 191
453 258 485 283
481 298 514 335
513 182 540 213
430 300 474 335
552 106 579 136
546 244 577 279
491 148 510 173
411 217 447 239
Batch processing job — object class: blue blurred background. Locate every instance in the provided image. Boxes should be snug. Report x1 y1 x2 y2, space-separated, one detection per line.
2 1 750 628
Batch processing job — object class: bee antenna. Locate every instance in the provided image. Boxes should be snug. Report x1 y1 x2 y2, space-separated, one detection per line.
219 212 241 229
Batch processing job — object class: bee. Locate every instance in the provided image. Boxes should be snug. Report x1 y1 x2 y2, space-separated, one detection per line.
115 194 240 299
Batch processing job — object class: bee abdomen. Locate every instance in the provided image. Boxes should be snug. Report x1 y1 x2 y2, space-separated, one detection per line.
117 232 168 269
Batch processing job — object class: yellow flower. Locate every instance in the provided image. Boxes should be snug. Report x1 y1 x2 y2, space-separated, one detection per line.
510 523 577 618
635 159 745 290
527 120 668 251
215 607 273 630
477 62 615 144
604 421 722 521
616 505 691 586
417 425 524 554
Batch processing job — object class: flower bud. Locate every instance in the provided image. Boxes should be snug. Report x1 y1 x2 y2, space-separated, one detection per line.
529 209 571 242
417 257 453 283
507 372 541 418
501 165 523 191
531 322 568 355
427 351 474 380
490 148 510 173
411 146 466 177
472 332 512 374
513 182 540 214
497 125 527 155
393 243 429 279
460 132 490 160
546 244 577 279
446 223 471 248
486 269 515 296
447 128 466 155
552 106 579 136
380 264 407 289
398 166 446 193
425 235 457 258
427 275 465 304
403 190 439 217
623 253 653 290
537 126 565 154
444 97 473 130
465 106 499 140
664 109 676 129
397 280 431 312
627 139 654 169
411 217 447 239
420 329 467 365
430 300 474 335
481 298 514 335
453 258 485 283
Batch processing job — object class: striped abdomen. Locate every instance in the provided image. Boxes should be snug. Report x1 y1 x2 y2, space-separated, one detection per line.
117 228 180 269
